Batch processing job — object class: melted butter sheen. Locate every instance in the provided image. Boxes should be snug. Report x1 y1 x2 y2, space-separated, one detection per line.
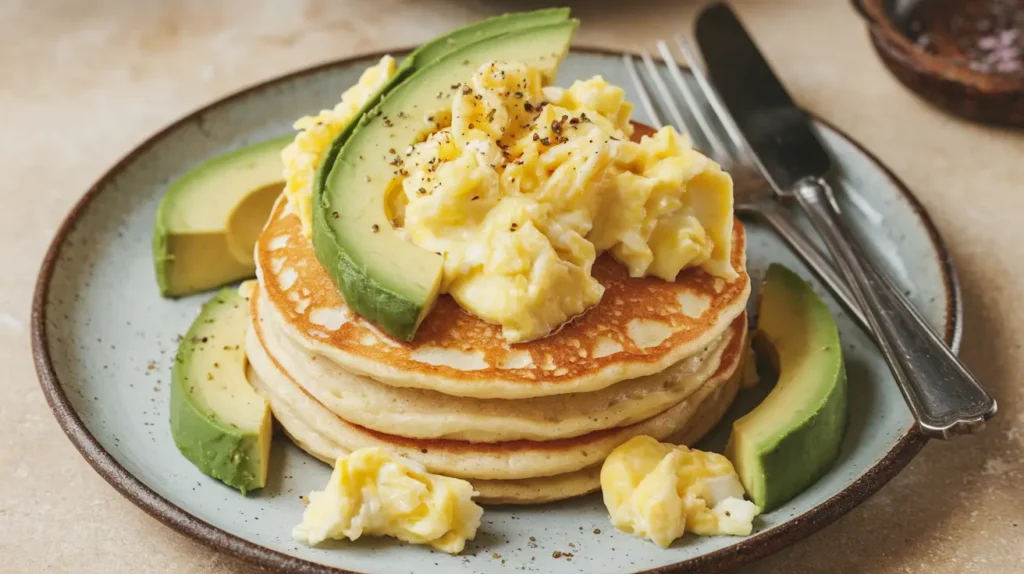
293 447 483 554
393 61 735 343
600 436 758 547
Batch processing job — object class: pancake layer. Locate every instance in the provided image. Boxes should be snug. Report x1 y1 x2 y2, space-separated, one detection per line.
245 303 745 481
247 358 742 504
252 284 742 442
255 197 749 399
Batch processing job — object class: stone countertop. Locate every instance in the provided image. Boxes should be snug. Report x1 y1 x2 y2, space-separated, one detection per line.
1 0 1021 572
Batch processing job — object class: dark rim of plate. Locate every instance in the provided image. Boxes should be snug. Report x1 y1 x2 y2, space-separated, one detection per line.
31 45 961 574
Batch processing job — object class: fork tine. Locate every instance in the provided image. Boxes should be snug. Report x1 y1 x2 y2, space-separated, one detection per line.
674 35 758 166
655 40 730 160
639 49 695 135
623 54 664 129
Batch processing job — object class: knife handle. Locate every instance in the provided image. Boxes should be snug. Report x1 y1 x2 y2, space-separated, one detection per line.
791 177 996 439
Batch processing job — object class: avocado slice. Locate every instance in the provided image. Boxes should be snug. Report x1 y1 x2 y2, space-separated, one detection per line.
310 9 571 205
726 264 848 512
314 21 578 341
170 287 272 494
153 136 289 297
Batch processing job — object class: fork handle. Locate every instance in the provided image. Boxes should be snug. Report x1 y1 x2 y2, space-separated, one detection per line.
792 176 996 439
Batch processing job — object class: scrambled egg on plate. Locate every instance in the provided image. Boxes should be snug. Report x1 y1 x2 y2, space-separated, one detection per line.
293 447 483 554
283 58 734 343
601 436 758 547
392 62 734 342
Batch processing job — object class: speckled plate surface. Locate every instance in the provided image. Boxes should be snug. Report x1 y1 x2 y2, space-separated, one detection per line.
32 48 960 574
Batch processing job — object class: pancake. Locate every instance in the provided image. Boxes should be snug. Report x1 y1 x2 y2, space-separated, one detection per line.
255 196 749 399
244 311 745 481
252 283 744 441
246 355 743 505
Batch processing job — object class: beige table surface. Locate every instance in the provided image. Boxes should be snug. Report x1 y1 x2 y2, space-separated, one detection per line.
2 0 1022 572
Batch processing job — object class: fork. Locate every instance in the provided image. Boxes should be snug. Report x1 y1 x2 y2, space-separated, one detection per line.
623 41 872 338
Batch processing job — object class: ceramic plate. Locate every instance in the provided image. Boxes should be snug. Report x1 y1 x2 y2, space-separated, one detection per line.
33 48 959 574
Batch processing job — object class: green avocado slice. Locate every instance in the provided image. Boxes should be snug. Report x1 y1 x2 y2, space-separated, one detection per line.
313 21 578 341
310 8 571 203
153 136 289 297
170 287 271 494
726 264 848 512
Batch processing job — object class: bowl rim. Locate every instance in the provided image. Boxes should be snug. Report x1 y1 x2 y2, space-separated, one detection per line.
31 45 960 574
852 0 1024 92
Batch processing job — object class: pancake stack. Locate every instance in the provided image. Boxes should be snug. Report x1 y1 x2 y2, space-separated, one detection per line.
245 198 751 504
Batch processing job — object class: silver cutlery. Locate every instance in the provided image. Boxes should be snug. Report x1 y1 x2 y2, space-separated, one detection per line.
625 3 996 439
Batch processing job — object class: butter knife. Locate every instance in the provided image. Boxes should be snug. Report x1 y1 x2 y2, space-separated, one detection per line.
695 2 996 438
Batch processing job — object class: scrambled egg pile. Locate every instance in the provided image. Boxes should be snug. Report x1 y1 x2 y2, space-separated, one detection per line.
601 436 758 547
282 56 396 237
293 447 483 554
392 62 734 342
283 58 734 343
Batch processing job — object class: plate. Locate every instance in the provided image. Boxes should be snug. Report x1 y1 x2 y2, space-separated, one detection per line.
32 48 960 574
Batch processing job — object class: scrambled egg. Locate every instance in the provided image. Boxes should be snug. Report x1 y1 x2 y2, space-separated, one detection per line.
293 447 483 554
282 56 396 237
392 61 735 342
601 436 758 547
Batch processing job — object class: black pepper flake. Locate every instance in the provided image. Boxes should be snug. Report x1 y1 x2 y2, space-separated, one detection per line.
540 137 551 146
569 116 580 125
468 123 475 129
486 109 496 122
510 223 519 232
462 87 472 96
332 211 339 219
524 102 535 112
382 117 393 127
532 133 540 141
514 91 524 99
450 83 461 89
371 224 380 233
418 187 427 195
471 196 479 201
388 148 396 154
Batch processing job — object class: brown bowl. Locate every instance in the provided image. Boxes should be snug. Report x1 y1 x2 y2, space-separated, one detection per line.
853 0 1024 126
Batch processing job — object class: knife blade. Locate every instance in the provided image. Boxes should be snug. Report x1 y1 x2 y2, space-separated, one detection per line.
695 2 831 192
692 2 997 438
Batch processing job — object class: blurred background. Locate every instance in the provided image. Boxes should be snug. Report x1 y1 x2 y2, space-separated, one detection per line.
1 1 1022 573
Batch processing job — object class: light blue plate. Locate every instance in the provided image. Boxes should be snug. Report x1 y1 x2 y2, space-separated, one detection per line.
33 49 959 574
